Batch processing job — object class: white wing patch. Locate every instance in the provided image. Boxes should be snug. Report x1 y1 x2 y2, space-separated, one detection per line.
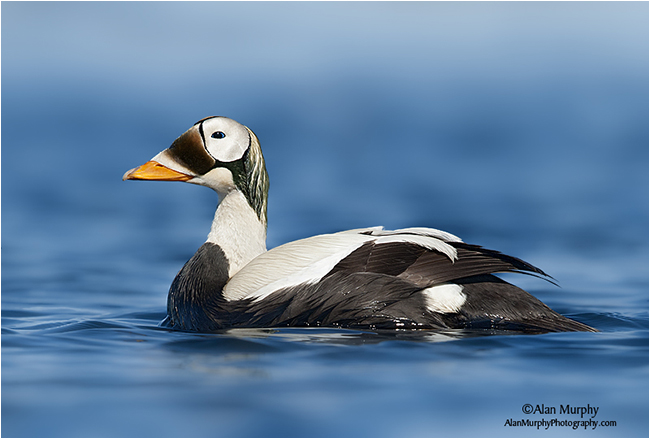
375 234 457 261
337 226 459 260
223 233 372 301
223 227 464 303
422 284 467 314
390 227 462 243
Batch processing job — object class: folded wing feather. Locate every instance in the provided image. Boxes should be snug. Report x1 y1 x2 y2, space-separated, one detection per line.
223 227 459 302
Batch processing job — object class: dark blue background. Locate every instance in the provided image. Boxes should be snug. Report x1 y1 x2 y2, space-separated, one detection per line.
2 2 648 437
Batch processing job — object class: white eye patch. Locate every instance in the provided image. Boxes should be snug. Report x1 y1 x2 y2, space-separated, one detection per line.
201 117 251 162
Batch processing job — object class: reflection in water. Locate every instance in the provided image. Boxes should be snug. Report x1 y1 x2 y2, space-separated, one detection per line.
222 327 470 344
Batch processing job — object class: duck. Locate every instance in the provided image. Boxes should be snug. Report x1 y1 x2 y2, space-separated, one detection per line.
123 116 596 334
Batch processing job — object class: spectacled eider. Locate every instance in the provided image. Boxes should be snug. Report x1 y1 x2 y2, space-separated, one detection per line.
123 116 596 334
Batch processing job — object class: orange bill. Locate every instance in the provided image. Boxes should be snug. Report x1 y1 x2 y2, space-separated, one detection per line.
122 160 193 181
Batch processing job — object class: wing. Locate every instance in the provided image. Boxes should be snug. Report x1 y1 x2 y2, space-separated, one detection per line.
325 238 552 287
219 226 593 332
222 226 459 302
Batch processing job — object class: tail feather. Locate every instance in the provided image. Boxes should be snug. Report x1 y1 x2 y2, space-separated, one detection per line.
441 274 597 333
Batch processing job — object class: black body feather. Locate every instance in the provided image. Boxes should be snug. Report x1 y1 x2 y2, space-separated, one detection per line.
162 241 596 334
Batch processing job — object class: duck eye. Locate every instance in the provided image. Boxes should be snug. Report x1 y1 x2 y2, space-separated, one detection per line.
211 131 226 139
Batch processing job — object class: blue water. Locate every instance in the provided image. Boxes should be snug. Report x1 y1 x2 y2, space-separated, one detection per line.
2 2 648 437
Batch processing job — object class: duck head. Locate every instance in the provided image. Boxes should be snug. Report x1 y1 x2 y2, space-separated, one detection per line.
123 116 269 226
